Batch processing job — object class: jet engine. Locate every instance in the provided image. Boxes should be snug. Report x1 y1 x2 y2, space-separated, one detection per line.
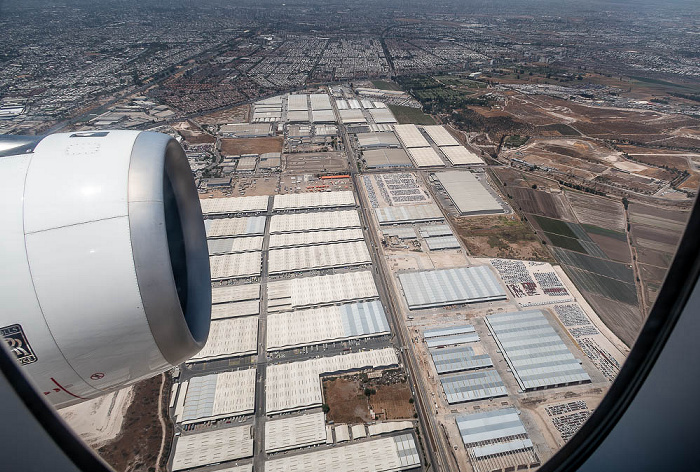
0 131 211 408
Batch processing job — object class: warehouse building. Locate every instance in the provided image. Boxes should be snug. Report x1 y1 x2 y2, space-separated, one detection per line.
398 266 507 310
485 310 591 390
268 241 371 274
208 236 264 255
211 300 260 319
200 195 269 215
393 124 430 148
171 425 253 471
339 109 367 124
407 147 445 167
310 93 333 110
418 225 453 237
433 171 503 215
363 148 412 168
424 325 480 348
273 190 355 211
440 146 484 166
430 345 493 374
270 210 360 233
267 270 379 312
204 216 267 239
265 434 420 472
180 369 256 424
269 228 364 248
356 132 400 149
209 251 261 280
311 110 336 123
267 300 390 350
382 227 417 239
368 108 397 124
260 152 282 171
441 369 508 404
211 283 260 305
265 411 327 453
425 235 461 250
288 110 310 122
374 203 444 225
188 317 259 362
422 125 460 146
288 94 309 111
266 348 398 414
220 123 272 137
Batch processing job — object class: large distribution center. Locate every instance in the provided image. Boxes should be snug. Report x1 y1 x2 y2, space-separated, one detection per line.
363 148 412 168
209 251 262 280
424 325 480 348
356 132 400 149
265 434 420 472
440 146 484 165
374 203 444 225
273 190 355 210
189 317 259 362
205 216 267 238
171 425 253 471
430 345 493 374
265 411 327 453
199 195 269 215
393 124 430 148
267 300 390 350
422 125 460 146
211 283 260 304
440 369 508 403
265 348 398 414
211 300 260 319
485 310 591 390
407 147 445 167
268 241 371 274
180 369 256 423
208 236 264 255
270 210 360 233
269 228 364 248
267 270 379 312
398 266 507 309
433 171 503 215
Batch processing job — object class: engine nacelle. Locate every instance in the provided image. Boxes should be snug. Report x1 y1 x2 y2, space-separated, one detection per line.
0 131 211 408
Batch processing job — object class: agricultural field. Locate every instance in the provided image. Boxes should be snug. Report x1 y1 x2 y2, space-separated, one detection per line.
566 192 626 233
552 248 635 284
371 80 402 91
583 293 644 348
387 104 435 125
220 136 283 156
507 187 576 221
564 266 637 306
531 215 608 258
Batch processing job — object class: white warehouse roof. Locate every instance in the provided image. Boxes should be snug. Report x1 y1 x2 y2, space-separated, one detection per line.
310 93 333 110
268 241 371 274
270 210 360 233
171 425 253 471
211 300 260 319
273 190 355 210
265 411 327 453
269 228 364 248
288 94 309 111
188 317 259 362
422 125 460 146
393 124 430 148
180 369 256 424
204 216 266 238
407 147 445 167
211 283 260 304
209 252 261 280
434 171 502 215
208 236 264 255
199 196 269 215
440 146 484 165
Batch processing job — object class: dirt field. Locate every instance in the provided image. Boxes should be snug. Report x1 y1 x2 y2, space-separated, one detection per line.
451 214 555 262
220 137 283 156
565 192 626 233
194 104 250 125
582 292 644 348
507 187 576 221
370 383 415 420
588 233 631 263
172 120 216 144
323 377 373 424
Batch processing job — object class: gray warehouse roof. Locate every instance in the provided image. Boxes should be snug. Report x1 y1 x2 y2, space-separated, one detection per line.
433 171 503 215
363 148 412 168
441 369 508 404
375 203 444 225
485 310 591 391
424 325 475 338
357 132 400 149
425 235 461 250
398 266 507 310
426 333 480 348
419 225 453 238
430 345 493 374
456 408 528 446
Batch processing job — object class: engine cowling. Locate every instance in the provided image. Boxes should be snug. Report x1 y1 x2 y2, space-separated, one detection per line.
0 131 210 408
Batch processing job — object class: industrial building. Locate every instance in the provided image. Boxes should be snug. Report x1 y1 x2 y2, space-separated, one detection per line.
171 425 253 471
485 310 591 390
339 109 367 124
367 421 414 436
433 171 503 215
204 216 267 238
273 190 355 211
430 345 493 374
199 195 269 215
259 152 282 171
382 227 417 239
265 348 398 414
268 241 371 274
441 369 508 404
363 148 412 168
267 300 390 350
211 283 260 305
374 203 444 225
423 325 480 348
265 434 420 472
310 93 333 110
236 156 258 172
407 147 445 167
265 411 327 453
267 270 379 312
209 251 261 280
425 235 461 250
368 108 397 124
440 146 484 165
393 124 430 148
288 94 309 111
207 236 264 255
180 369 256 424
211 300 260 319
422 125 460 147
356 132 400 149
398 266 507 310
269 210 361 233
288 110 310 122
220 123 273 137
188 317 259 362
418 225 453 238
312 110 336 122
269 228 364 248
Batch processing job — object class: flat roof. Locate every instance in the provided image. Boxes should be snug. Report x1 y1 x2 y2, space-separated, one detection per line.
382 227 417 239
433 171 502 215
270 210 361 233
273 190 355 211
267 271 378 313
425 235 461 250
456 408 528 446
357 132 400 148
171 425 253 471
440 146 484 165
312 110 336 122
485 310 591 390
393 124 430 148
211 300 260 319
367 421 414 436
199 196 269 215
188 317 259 362
211 283 260 304
288 110 310 122
204 216 267 238
364 148 412 168
208 236 264 255
209 252 261 280
268 241 371 274
310 93 333 110
441 370 508 404
181 369 256 423
265 411 327 453
398 266 507 310
287 94 309 111
407 147 445 167
430 345 493 374
424 325 475 338
422 125 460 146
266 348 398 414
375 204 443 225
418 224 453 237
339 109 366 124
426 332 481 348
269 228 364 248
368 108 397 124
267 300 390 350
265 433 420 472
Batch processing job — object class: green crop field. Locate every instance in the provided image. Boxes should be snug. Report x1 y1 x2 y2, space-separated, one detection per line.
387 104 435 125
371 80 402 91
533 215 579 239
